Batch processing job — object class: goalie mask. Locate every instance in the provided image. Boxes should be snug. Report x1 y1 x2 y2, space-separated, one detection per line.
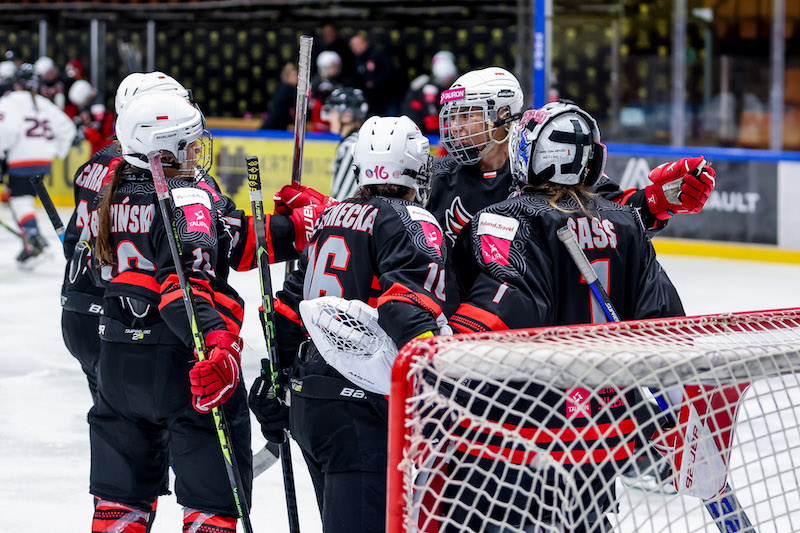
508 101 606 188
439 66 524 165
116 92 211 178
353 115 433 206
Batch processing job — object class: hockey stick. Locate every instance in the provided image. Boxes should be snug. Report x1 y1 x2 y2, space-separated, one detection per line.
247 155 301 533
30 175 65 244
148 152 254 533
0 217 44 251
252 441 281 477
557 225 755 533
292 35 313 188
286 35 314 277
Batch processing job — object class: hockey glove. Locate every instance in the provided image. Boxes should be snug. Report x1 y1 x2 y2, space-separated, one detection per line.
274 184 337 252
248 374 289 444
189 329 243 413
644 156 716 221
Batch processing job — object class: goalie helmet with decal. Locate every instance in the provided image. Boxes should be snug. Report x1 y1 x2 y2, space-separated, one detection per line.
508 100 606 188
438 66 524 165
353 115 433 206
116 92 210 178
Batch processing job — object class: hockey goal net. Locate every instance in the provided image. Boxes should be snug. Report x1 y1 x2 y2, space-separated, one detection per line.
387 309 800 533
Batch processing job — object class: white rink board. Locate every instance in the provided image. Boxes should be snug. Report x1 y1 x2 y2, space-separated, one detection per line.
1 208 800 533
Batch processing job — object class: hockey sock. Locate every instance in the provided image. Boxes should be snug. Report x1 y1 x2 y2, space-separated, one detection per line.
92 499 150 533
182 508 237 533
9 194 41 242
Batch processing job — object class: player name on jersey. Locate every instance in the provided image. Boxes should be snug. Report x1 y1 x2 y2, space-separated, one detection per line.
75 162 110 193
316 201 377 234
566 215 618 250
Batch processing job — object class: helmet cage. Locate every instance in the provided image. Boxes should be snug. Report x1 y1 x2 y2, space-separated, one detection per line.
438 88 522 165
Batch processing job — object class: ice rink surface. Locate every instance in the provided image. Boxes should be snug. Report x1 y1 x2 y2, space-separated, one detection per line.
2 208 799 532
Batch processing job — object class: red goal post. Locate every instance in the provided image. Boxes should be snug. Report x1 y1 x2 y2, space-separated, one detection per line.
387 308 800 533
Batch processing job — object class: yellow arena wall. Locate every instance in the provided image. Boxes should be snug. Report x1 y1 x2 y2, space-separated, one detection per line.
21 135 339 215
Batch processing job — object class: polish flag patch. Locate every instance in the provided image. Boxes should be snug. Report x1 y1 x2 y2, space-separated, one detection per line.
183 204 211 234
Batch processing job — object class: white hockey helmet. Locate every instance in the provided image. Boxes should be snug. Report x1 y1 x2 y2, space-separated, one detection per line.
34 56 56 76
116 92 211 177
508 100 606 188
68 79 95 107
353 116 433 205
0 60 17 81
317 51 342 79
431 51 457 87
438 66 524 165
115 71 191 114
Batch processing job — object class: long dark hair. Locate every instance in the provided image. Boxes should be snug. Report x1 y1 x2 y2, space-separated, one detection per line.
95 160 131 265
354 183 412 201
520 182 597 216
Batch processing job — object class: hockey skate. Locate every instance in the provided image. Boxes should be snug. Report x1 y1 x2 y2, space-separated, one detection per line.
16 235 48 270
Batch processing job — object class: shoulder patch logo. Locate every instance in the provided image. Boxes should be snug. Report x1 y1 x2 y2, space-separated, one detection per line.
477 212 518 266
171 187 211 209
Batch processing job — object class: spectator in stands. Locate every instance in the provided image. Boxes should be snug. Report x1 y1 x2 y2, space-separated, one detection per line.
65 59 85 82
313 21 355 81
401 50 459 135
35 56 70 109
309 51 348 132
350 33 393 115
68 79 115 155
262 62 298 131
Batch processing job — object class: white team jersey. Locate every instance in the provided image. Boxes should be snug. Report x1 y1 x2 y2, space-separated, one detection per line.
0 90 77 168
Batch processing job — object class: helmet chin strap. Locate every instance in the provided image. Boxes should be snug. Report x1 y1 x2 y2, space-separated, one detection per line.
476 120 514 162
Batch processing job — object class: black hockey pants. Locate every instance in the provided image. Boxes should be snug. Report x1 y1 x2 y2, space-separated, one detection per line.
288 343 388 533
89 318 252 516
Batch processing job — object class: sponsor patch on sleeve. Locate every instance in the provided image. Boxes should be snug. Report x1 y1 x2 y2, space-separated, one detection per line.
477 212 518 266
407 205 443 256
171 187 212 209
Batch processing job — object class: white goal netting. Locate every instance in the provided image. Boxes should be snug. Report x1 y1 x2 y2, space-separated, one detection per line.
387 309 800 533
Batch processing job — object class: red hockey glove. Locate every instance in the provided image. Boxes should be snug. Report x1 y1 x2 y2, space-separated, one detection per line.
189 329 243 413
273 183 336 215
644 156 716 221
274 184 337 252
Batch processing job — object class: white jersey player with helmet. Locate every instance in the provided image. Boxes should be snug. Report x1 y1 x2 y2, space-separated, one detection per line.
0 63 76 266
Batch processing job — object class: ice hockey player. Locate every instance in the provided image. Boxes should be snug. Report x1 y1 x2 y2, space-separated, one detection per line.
87 92 253 533
431 67 717 247
323 87 369 200
249 115 447 533
439 103 685 532
0 63 76 266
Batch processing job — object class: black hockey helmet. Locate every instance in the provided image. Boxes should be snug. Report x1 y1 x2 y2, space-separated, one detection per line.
14 63 39 92
322 87 369 123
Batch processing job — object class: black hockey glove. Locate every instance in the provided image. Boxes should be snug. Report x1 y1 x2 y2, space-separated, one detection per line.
248 374 289 444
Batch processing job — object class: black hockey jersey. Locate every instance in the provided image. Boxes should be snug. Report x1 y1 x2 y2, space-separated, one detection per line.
61 143 120 315
427 155 666 250
275 196 448 367
450 191 684 334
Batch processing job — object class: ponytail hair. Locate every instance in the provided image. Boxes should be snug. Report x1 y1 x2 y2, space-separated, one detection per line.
520 182 597 217
95 161 130 265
